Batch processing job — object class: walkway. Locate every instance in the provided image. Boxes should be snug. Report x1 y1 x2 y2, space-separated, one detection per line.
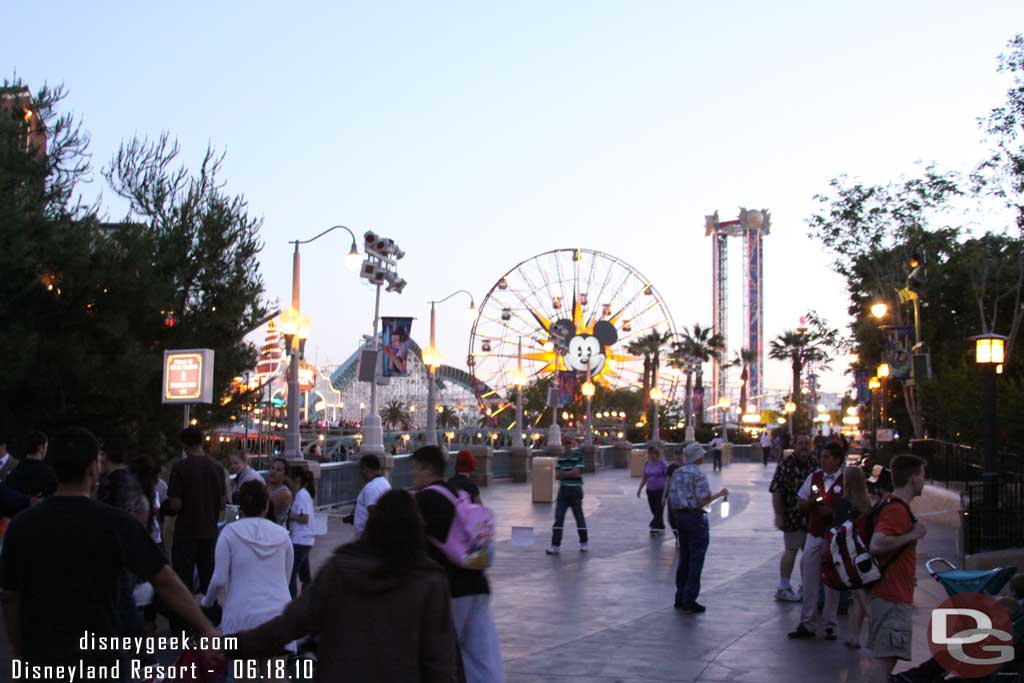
315 461 960 682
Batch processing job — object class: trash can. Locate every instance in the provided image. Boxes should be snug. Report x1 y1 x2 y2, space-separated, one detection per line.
532 456 556 503
630 449 646 477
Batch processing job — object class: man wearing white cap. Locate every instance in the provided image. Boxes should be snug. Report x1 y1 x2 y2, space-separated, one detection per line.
666 442 728 612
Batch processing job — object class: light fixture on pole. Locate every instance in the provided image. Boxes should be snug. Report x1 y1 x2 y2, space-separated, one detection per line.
870 302 888 319
359 231 407 456
582 370 596 449
512 337 527 447
717 396 731 443
649 371 663 443
784 400 796 440
971 332 1007 549
424 289 475 447
281 225 361 459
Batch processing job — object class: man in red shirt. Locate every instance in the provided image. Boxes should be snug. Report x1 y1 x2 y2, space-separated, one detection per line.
868 454 927 683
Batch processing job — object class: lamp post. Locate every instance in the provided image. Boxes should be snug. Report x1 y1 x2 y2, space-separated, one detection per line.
649 368 663 444
868 376 881 451
423 290 476 447
358 230 407 456
548 348 563 452
582 370 596 448
876 363 890 433
784 400 796 441
971 333 1006 549
718 396 731 443
280 226 361 459
512 337 528 448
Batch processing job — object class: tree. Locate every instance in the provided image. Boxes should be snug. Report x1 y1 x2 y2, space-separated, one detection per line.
436 405 460 429
626 328 671 427
0 81 267 455
769 312 838 423
975 34 1024 236
673 323 725 428
380 400 409 430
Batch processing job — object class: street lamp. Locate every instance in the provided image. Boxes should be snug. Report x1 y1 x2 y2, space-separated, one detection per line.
512 337 528 448
582 371 596 449
281 226 361 459
971 332 1007 549
424 289 475 446
649 369 663 443
718 396 731 443
784 400 796 440
871 302 888 319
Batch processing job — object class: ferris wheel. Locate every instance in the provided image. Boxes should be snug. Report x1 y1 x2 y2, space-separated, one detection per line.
468 248 678 415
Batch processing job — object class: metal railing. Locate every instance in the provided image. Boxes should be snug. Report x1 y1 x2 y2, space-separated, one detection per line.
910 439 1024 554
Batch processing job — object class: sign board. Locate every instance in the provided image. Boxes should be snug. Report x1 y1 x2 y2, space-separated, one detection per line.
162 349 214 404
876 428 895 443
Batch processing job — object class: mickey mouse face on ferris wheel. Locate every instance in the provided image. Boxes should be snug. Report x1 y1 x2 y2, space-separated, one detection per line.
560 320 619 375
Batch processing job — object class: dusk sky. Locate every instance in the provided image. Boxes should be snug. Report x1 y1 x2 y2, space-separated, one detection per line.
6 2 1023 400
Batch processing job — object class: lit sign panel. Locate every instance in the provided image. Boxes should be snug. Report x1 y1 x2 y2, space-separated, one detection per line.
162 349 215 404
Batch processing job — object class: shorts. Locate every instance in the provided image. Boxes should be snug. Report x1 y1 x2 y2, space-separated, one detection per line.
868 596 913 661
783 530 807 552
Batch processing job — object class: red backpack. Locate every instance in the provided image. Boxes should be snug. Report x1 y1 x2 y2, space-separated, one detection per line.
821 498 914 590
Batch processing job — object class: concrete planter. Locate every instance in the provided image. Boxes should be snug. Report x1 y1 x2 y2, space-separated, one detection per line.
510 447 532 483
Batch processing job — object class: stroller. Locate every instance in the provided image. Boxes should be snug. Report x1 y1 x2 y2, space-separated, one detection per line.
892 558 1023 682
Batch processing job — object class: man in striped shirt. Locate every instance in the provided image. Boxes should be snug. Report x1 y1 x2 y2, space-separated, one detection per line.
546 437 589 554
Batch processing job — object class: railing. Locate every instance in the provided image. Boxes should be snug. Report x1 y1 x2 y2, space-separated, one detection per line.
909 439 1024 554
316 461 363 507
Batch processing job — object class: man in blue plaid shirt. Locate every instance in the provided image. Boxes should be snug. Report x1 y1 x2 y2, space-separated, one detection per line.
667 442 728 612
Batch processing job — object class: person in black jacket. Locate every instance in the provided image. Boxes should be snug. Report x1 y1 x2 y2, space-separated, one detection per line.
5 432 56 499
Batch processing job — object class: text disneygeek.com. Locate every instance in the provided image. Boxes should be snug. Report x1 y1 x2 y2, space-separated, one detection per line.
9 631 239 681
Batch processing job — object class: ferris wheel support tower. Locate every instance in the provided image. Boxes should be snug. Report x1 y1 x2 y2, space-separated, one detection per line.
704 208 771 414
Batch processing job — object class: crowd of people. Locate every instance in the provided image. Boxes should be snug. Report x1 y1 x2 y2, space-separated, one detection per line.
0 425 1013 682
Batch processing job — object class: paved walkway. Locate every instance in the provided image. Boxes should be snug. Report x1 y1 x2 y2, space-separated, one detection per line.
315 461 960 683
0 462 958 682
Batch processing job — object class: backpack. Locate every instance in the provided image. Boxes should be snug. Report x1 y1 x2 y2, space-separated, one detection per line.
427 484 496 570
821 498 915 590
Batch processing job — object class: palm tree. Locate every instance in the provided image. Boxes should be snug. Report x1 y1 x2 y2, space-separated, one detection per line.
626 328 671 422
735 348 759 416
769 323 834 415
436 405 460 429
380 400 409 430
674 323 726 428
769 331 806 412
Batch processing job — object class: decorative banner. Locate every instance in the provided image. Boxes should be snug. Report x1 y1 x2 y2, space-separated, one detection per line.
162 349 214 404
381 317 413 377
298 360 316 392
692 386 705 421
855 369 871 404
558 371 577 405
883 325 914 380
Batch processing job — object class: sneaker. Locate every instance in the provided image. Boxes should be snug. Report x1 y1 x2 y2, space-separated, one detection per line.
545 545 560 555
787 624 815 639
824 627 837 641
775 587 801 602
681 602 706 613
579 543 589 552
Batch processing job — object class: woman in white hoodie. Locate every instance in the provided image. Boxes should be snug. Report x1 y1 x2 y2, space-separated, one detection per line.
200 480 293 637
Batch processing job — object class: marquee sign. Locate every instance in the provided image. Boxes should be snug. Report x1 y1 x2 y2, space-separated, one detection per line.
162 349 215 404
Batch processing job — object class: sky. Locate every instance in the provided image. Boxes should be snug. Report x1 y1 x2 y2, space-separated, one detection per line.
5 1 1023 402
